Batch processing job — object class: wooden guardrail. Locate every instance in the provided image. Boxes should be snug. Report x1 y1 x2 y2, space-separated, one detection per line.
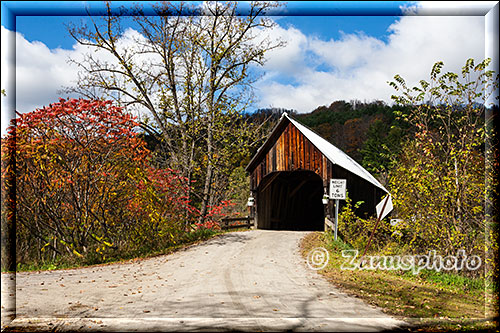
220 216 254 230
324 217 334 232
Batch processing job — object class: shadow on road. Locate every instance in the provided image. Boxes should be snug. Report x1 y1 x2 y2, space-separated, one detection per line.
207 232 253 246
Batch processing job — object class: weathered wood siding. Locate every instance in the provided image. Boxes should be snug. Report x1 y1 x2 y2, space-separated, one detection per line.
248 120 384 217
250 122 331 190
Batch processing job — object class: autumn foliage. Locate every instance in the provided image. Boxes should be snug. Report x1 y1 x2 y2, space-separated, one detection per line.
387 59 498 278
1 98 224 267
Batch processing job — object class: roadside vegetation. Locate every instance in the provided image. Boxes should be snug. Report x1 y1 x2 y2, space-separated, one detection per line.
300 231 497 331
300 58 499 331
15 227 221 272
0 99 233 272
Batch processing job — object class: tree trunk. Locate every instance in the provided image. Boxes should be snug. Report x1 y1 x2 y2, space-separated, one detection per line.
199 118 214 224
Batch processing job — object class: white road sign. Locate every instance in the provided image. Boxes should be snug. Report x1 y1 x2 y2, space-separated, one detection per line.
329 179 346 200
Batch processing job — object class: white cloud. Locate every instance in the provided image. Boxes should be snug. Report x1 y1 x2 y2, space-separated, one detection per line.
253 24 310 81
310 32 385 72
14 28 82 112
254 4 492 113
1 26 84 135
400 1 497 15
0 26 159 136
1 26 15 135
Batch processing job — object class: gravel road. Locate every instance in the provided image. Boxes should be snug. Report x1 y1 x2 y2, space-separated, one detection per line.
2 230 404 331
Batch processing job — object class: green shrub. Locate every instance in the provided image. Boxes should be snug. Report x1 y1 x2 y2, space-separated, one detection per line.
337 193 394 253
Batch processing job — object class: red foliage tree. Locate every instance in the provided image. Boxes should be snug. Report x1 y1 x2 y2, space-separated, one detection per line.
1 98 201 265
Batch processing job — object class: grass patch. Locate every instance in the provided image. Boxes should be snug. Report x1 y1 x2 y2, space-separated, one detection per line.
15 227 224 272
300 231 498 332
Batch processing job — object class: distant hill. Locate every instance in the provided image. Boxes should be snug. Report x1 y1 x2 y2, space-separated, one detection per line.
247 100 410 180
294 100 403 162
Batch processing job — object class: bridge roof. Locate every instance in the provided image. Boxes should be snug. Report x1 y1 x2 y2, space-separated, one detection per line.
246 113 388 193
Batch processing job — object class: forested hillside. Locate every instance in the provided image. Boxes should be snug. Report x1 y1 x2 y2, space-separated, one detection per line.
247 100 411 186
296 100 410 177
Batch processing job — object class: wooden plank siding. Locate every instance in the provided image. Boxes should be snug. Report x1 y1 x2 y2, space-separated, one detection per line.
250 122 334 190
247 115 384 221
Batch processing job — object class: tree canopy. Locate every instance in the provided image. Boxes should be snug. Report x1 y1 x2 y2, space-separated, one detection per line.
64 1 284 222
387 58 498 274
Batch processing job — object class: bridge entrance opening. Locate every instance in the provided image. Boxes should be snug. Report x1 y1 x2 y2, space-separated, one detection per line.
256 170 324 231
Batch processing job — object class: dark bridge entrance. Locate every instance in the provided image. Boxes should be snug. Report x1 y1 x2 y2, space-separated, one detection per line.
246 114 390 231
256 171 324 231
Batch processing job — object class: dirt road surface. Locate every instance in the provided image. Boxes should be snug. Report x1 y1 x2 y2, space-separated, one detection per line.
2 230 405 331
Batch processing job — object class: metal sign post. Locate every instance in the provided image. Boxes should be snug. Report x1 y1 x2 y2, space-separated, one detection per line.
334 199 339 240
329 179 346 241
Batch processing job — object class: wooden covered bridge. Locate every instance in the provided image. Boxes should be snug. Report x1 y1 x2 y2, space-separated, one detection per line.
245 113 391 231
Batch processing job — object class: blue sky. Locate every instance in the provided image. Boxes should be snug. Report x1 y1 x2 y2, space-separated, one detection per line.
15 15 399 50
9 2 402 49
1 1 499 135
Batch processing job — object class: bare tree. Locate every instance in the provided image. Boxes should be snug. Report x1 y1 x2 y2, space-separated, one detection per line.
64 1 284 222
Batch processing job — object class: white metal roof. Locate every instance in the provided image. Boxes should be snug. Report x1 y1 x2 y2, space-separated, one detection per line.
284 113 389 194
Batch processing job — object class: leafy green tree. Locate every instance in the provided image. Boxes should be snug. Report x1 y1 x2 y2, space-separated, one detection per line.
296 100 408 167
359 119 405 185
388 58 498 265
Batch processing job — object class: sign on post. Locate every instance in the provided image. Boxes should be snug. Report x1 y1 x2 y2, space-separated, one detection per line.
329 179 346 241
329 179 346 200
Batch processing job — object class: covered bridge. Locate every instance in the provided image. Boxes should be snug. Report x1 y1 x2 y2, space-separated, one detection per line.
246 113 391 231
